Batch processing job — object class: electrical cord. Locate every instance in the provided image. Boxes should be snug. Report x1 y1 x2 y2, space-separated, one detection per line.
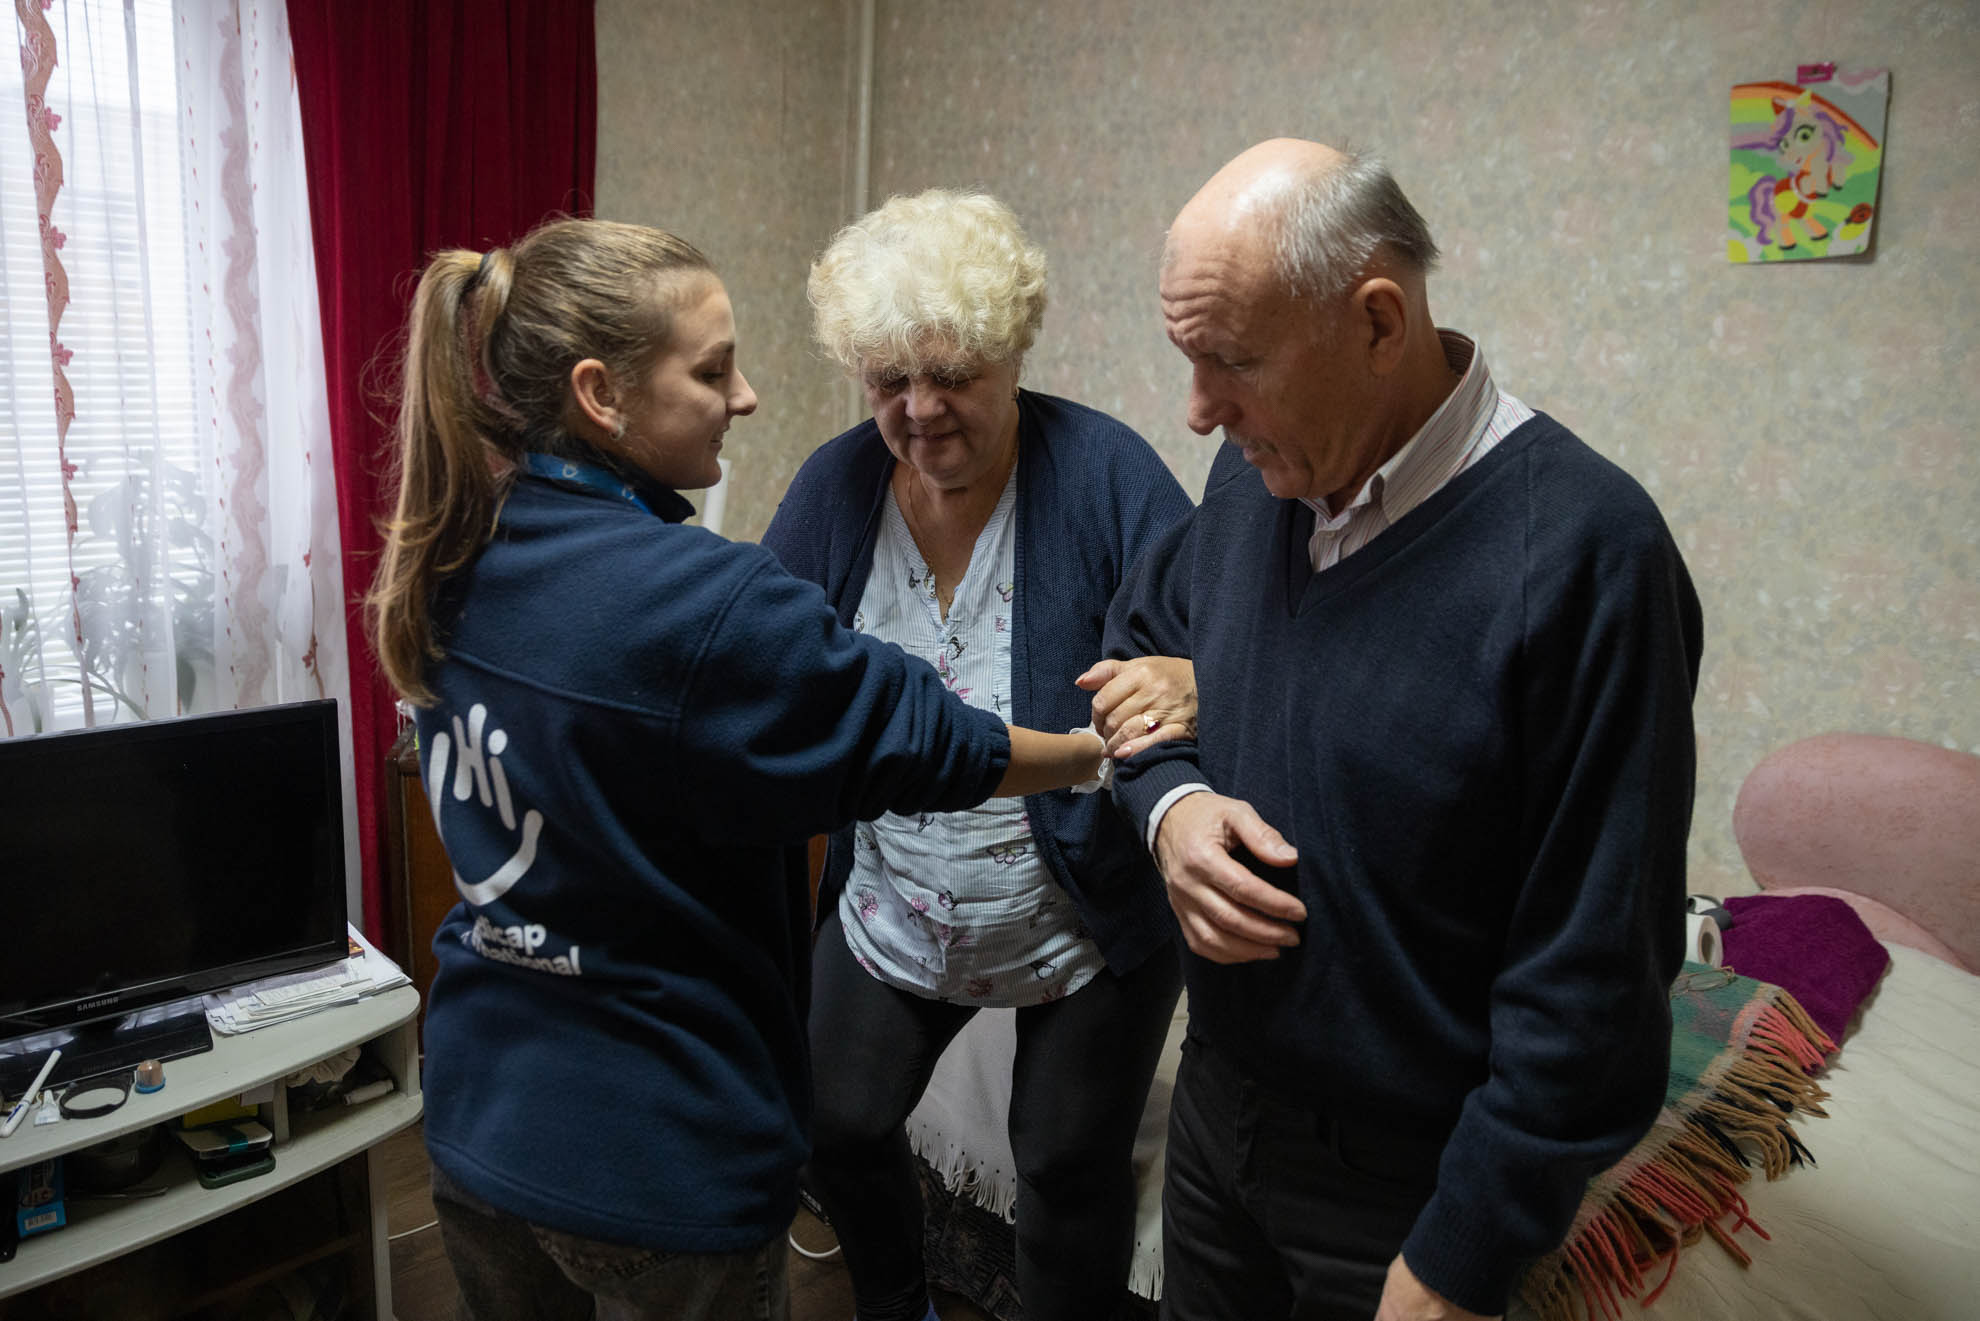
388 1218 439 1242
790 1185 841 1259
787 1228 842 1261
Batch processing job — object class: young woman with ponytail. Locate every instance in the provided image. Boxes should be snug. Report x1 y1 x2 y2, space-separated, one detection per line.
368 219 1105 1321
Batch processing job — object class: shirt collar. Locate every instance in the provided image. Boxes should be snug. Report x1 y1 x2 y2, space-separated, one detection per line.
642 481 699 525
1302 329 1500 527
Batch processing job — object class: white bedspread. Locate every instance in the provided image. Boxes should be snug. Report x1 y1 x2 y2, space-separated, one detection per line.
905 997 1183 1299
1541 941 1980 1321
907 942 1980 1316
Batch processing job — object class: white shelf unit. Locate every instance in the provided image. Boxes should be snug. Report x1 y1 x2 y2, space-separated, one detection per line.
0 985 422 1319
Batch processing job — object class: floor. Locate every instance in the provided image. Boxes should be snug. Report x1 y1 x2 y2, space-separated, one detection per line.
379 1120 996 1321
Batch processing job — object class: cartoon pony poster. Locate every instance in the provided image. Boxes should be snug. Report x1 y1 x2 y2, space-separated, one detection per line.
1729 68 1889 263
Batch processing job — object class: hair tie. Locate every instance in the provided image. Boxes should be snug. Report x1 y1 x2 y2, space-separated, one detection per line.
468 249 496 292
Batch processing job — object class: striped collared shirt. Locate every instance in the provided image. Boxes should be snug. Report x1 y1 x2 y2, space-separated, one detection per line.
1298 330 1533 571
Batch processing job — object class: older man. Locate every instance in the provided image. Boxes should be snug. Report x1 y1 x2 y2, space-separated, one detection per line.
1099 140 1702 1320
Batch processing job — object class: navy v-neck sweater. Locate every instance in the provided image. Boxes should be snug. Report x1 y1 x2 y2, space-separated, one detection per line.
1107 415 1703 1313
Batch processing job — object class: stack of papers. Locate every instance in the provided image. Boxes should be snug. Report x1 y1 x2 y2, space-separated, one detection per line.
204 924 411 1035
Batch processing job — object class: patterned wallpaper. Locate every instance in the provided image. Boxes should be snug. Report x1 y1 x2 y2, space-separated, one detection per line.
597 0 1980 896
594 0 859 538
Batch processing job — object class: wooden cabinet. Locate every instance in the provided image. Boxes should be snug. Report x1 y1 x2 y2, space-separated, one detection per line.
382 726 453 1046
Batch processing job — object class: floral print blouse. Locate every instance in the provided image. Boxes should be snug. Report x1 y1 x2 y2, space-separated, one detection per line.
840 468 1105 1007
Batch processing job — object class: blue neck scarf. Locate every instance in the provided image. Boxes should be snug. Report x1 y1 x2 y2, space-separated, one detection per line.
521 452 653 516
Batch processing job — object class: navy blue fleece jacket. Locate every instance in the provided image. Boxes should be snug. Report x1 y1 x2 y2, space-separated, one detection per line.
417 472 1010 1253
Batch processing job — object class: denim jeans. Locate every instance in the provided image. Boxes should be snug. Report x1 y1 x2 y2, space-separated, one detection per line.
431 1163 789 1321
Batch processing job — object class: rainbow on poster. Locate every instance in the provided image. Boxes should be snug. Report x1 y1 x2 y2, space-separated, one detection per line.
1729 72 1888 264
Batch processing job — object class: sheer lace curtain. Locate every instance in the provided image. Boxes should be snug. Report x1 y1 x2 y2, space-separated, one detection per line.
2 1 353 870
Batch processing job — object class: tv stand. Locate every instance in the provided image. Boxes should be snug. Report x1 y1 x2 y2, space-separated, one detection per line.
0 987 420 1320
0 1004 214 1097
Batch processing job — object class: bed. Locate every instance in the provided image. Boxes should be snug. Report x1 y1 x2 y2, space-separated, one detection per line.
906 938 1980 1320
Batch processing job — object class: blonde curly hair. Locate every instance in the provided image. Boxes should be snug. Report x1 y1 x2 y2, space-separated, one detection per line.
809 189 1048 375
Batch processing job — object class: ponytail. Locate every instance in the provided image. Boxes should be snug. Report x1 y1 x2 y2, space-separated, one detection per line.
367 220 714 706
367 246 516 706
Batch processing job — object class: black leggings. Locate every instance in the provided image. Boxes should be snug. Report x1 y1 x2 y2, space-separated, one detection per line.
806 906 1183 1321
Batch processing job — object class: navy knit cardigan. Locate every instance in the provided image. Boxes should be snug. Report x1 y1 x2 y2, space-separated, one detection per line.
762 389 1193 974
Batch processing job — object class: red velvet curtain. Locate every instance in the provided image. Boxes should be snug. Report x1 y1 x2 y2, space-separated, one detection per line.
288 0 597 938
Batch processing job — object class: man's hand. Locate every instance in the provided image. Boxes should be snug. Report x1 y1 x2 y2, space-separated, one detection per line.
1076 656 1196 759
1153 791 1304 963
1374 1255 1499 1321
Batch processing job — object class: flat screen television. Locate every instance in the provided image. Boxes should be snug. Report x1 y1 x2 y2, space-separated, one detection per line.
0 699 349 1096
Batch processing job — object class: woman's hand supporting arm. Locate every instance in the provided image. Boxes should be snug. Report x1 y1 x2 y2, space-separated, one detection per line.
1077 656 1197 758
997 725 1106 798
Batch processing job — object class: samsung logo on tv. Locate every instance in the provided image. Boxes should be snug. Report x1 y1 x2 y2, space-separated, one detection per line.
77 995 122 1012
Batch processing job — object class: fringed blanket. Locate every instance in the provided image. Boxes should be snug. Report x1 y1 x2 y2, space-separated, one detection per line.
1520 963 1836 1321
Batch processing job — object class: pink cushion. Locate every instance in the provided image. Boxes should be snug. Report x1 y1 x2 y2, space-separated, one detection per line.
1733 733 1980 974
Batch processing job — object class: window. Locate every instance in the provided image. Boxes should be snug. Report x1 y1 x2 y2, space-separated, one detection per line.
2 0 205 732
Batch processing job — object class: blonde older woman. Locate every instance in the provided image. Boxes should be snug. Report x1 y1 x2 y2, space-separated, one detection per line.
763 191 1191 1321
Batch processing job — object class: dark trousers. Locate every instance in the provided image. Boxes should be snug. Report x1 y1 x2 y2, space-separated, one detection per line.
430 1163 788 1321
807 906 1183 1321
1160 1035 1445 1321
